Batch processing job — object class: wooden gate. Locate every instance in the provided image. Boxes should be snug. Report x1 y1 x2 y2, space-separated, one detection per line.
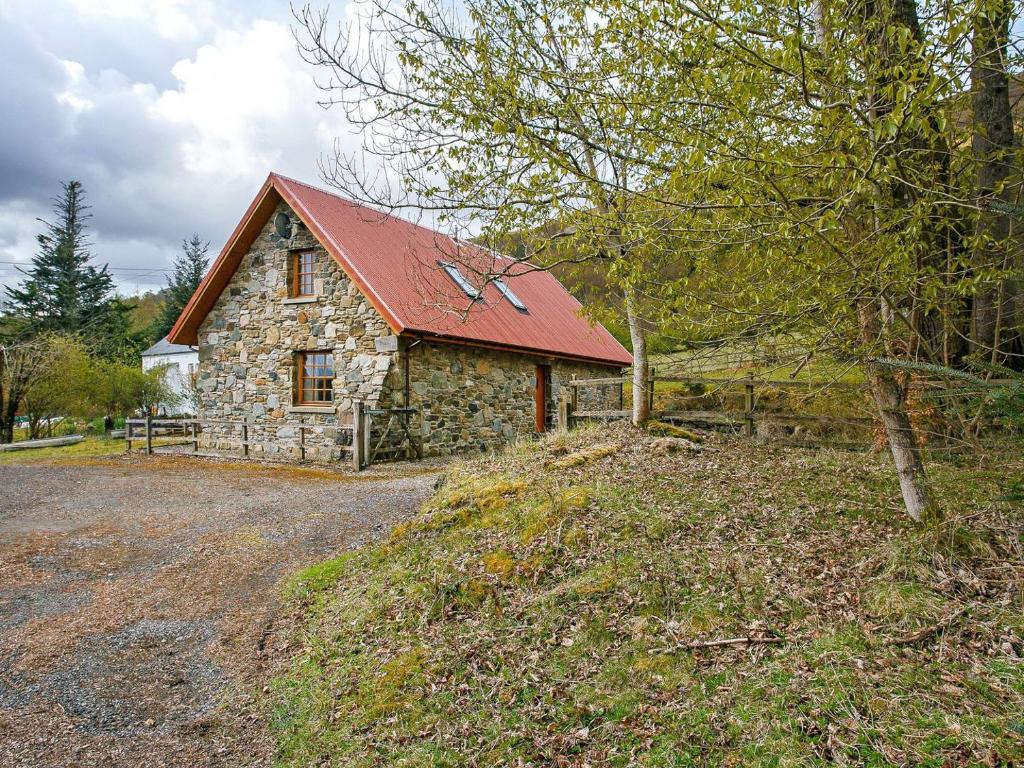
354 404 422 469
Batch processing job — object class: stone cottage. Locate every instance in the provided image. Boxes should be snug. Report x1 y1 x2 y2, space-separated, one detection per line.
168 172 631 461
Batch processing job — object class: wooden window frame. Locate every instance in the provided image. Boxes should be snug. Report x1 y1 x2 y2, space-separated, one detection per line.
291 248 317 298
296 351 334 406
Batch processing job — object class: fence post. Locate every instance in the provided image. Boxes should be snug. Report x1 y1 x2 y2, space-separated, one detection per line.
744 377 755 437
569 374 578 413
363 410 372 467
192 421 199 454
242 423 249 458
125 420 131 453
299 425 306 461
145 414 153 455
558 391 570 432
352 401 364 471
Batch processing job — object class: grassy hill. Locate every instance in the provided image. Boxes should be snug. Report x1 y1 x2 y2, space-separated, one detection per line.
268 426 1023 766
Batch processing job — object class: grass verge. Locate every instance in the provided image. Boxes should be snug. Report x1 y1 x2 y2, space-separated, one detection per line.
0 435 127 464
268 425 1024 766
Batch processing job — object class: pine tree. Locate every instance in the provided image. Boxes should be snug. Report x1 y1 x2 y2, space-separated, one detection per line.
5 181 132 355
153 234 210 341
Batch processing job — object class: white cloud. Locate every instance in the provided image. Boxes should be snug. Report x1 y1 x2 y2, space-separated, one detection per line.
0 200 46 290
65 0 218 41
1 6 366 296
155 19 351 180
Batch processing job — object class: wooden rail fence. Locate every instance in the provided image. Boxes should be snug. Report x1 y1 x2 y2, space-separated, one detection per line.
563 372 872 436
561 371 1016 444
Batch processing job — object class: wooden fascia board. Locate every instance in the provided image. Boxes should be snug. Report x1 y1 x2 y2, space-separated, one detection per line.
167 177 278 345
401 330 629 369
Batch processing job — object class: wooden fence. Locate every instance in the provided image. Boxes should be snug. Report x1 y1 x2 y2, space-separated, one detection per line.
126 402 420 470
563 372 870 437
561 371 1016 445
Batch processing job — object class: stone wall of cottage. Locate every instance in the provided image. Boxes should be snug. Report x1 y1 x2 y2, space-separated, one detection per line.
195 201 402 461
406 341 621 456
195 200 626 462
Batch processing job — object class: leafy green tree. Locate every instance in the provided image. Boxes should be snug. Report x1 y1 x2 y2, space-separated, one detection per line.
297 0 1020 522
88 360 178 422
970 0 1020 361
153 234 209 341
4 181 133 357
0 335 54 443
20 335 93 439
294 1 709 424
582 0 1019 522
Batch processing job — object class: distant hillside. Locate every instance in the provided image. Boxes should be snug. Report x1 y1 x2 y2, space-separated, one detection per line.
269 426 1023 766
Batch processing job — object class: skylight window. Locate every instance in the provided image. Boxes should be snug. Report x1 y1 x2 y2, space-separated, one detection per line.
494 280 528 312
440 262 480 299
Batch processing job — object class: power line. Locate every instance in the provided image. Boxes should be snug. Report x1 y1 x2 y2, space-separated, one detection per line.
0 260 173 274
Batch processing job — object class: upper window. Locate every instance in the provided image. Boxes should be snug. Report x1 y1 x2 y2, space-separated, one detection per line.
297 351 334 405
440 262 480 299
494 280 528 312
291 249 316 297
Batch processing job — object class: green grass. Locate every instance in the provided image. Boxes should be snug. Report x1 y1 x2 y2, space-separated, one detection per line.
0 435 127 464
268 426 1024 766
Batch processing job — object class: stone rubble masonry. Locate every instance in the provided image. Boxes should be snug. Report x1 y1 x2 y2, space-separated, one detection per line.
406 341 619 456
195 200 624 462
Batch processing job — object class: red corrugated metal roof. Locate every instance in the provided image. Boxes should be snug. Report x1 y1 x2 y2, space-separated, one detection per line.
170 173 632 367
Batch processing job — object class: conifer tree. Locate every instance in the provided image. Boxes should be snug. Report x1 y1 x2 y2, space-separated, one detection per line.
4 180 132 356
153 234 209 341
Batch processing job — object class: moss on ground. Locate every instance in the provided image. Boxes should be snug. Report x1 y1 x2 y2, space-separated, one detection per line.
645 420 704 441
268 426 1024 767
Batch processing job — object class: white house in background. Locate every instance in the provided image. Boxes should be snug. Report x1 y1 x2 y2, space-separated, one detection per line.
141 337 199 416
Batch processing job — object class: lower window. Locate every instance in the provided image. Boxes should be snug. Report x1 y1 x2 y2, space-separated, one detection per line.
297 351 334 404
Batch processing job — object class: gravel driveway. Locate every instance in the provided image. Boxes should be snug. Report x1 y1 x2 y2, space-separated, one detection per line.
0 454 438 767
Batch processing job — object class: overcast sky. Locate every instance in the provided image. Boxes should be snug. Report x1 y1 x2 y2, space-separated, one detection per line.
0 0 362 297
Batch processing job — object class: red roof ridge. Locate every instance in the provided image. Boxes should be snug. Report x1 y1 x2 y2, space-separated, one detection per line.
270 172 520 274
169 172 633 367
269 171 466 244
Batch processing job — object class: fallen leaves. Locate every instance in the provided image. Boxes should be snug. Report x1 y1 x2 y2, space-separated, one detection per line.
267 424 1024 766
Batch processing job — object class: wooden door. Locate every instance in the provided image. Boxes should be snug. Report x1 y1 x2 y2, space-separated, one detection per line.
535 364 550 433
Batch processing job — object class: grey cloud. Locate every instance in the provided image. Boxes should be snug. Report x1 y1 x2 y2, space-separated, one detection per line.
0 0 345 295
0 19 75 200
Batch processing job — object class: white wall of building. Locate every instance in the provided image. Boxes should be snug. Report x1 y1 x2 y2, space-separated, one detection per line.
142 349 199 416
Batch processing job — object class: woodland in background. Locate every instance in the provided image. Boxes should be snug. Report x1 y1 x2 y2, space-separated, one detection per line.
0 180 209 443
296 0 1022 522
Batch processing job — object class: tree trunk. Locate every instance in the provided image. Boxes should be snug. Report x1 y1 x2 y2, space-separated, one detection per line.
859 297 941 523
970 0 1015 360
865 362 939 523
625 286 650 424
0 397 15 444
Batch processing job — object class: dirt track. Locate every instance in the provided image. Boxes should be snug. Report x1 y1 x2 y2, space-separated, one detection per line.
0 454 437 767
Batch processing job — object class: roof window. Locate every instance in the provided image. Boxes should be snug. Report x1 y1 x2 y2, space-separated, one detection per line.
440 262 480 299
494 280 528 312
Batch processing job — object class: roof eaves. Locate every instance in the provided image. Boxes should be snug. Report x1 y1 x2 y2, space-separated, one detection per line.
403 328 631 367
168 175 279 345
